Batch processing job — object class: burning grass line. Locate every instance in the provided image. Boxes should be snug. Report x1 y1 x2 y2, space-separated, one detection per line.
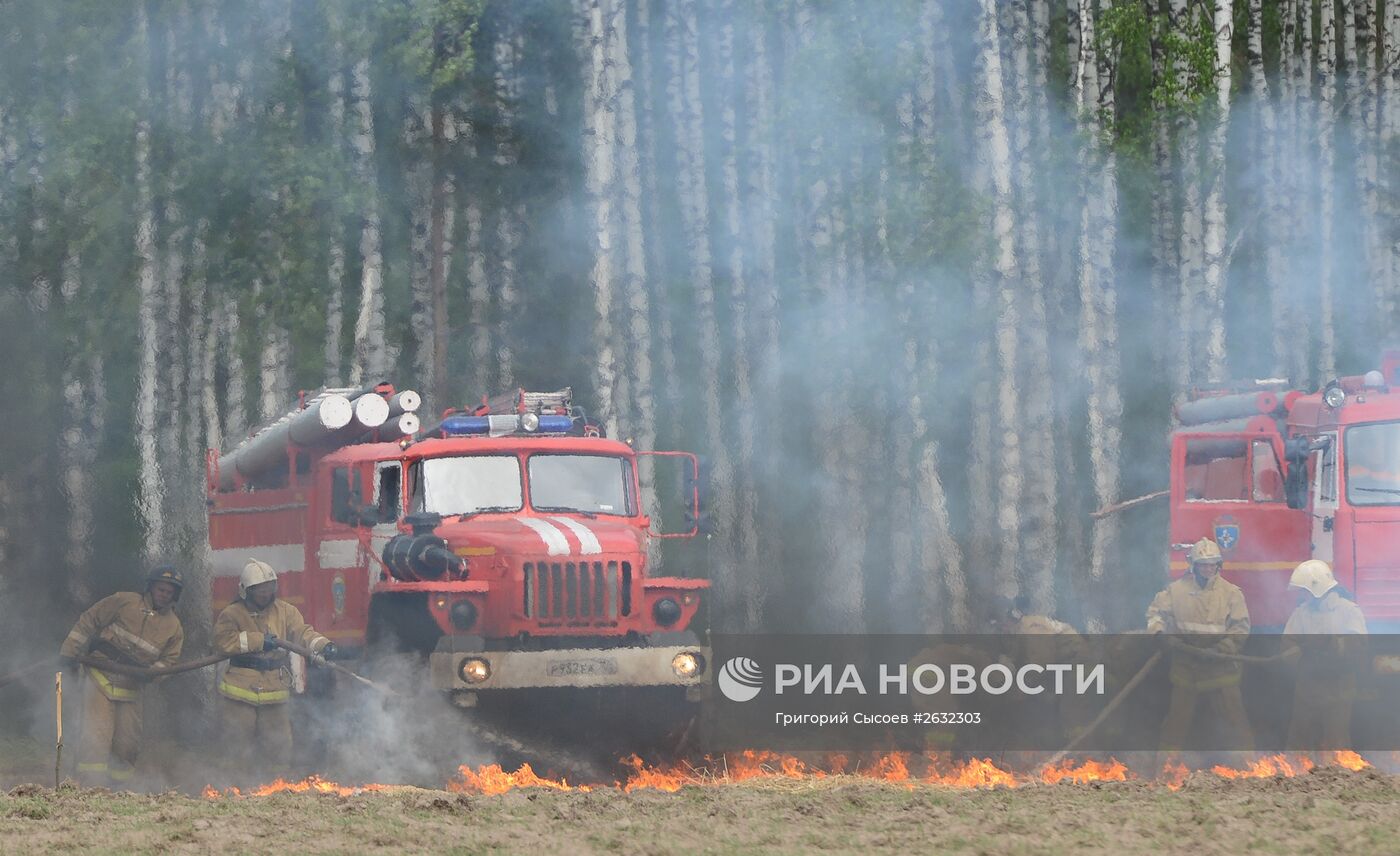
202 750 1378 799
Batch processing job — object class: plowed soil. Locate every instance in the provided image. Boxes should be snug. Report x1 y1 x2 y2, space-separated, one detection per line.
1 767 1394 855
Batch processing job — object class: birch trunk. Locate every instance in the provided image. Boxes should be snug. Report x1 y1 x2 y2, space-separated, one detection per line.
611 0 663 571
1263 0 1292 377
1319 0 1338 378
1009 0 1057 613
407 101 434 393
350 55 386 384
59 248 92 603
582 0 621 434
493 21 525 392
716 0 760 623
221 296 248 444
1170 0 1204 392
1200 0 1232 382
428 101 455 410
1075 0 1123 627
134 4 165 560
1354 1 1386 322
976 0 1023 599
461 120 492 398
1386 0 1400 320
324 44 347 386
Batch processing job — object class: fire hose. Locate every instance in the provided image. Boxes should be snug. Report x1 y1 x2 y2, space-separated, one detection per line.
270 638 401 697
1038 640 1292 772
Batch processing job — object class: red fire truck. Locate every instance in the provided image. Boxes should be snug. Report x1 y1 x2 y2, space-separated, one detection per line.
206 386 710 711
1169 352 1400 628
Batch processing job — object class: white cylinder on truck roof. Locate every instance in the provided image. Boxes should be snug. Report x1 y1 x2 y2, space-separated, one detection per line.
351 391 390 429
386 390 421 418
1175 392 1280 426
216 393 353 490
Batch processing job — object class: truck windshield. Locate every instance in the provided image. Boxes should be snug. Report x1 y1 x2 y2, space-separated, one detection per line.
418 455 523 514
528 454 634 516
1345 422 1400 505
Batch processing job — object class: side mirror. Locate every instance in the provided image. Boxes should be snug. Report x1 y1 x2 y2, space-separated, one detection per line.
1283 437 1312 511
683 457 714 536
635 450 707 538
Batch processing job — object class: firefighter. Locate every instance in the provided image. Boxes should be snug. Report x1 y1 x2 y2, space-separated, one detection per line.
213 559 337 778
1282 560 1367 751
1146 537 1253 757
990 594 1085 751
59 565 185 785
990 594 1077 636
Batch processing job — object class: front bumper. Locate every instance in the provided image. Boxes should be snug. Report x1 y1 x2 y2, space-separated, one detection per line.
430 644 712 691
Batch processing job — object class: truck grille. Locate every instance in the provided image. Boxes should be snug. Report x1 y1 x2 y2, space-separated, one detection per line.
523 561 631 622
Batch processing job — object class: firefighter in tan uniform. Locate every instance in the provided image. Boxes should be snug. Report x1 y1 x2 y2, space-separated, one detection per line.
1146 538 1253 755
991 595 1086 749
1282 560 1368 750
59 566 185 785
214 559 337 777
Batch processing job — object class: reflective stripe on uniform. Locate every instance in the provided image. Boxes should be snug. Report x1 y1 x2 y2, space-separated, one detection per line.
239 631 250 653
218 679 289 706
65 630 89 647
108 764 135 781
111 625 162 658
90 669 138 701
1177 621 1229 633
1170 671 1241 690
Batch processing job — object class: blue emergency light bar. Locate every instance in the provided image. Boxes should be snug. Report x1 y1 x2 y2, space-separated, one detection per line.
440 413 575 436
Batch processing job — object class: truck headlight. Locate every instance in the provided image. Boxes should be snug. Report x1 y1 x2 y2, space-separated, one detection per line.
459 657 491 684
671 652 704 678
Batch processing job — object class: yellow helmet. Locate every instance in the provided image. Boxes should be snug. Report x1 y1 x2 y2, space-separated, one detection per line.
1188 538 1224 565
1289 559 1338 599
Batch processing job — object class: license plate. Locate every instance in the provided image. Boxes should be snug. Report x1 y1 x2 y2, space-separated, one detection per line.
547 657 619 677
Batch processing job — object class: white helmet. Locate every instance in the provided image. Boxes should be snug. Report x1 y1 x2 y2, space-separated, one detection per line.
1289 559 1338 599
239 558 278 599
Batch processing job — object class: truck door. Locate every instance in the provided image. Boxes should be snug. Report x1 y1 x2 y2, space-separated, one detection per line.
1311 434 1338 564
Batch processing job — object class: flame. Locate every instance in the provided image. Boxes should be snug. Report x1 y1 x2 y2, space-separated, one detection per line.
1159 761 1189 791
203 775 395 799
1331 750 1369 771
447 763 591 796
1038 757 1131 785
1210 754 1314 779
206 749 1377 799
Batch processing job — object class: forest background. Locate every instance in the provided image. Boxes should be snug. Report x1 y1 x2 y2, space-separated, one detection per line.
0 0 1393 667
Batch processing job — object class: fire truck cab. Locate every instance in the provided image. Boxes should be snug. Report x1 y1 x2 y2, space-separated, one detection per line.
1168 352 1400 629
207 386 711 706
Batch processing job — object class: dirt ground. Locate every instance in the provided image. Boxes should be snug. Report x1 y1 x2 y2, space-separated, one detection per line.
0 767 1395 855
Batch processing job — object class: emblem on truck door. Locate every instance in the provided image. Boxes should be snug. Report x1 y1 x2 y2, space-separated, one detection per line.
1213 516 1240 552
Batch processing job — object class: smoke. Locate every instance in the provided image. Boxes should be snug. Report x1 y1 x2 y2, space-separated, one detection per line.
1 0 1398 790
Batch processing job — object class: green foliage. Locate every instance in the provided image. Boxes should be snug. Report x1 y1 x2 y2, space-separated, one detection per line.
1094 0 1217 156
374 0 486 93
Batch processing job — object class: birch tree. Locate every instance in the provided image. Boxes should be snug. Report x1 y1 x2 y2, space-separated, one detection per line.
1318 0 1338 378
974 0 1023 600
350 51 386 384
1200 0 1232 382
134 4 165 560
1075 0 1123 627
